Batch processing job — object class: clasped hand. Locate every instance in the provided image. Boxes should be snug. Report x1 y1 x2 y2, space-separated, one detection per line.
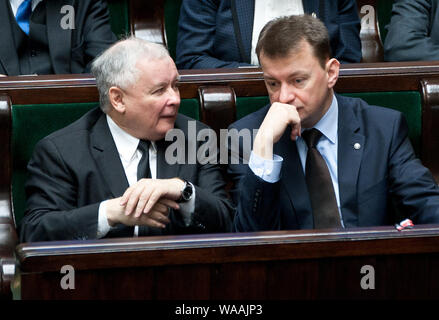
106 178 184 229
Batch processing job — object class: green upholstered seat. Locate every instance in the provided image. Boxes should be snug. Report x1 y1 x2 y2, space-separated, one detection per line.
164 0 183 61
342 91 421 155
12 103 98 226
107 0 130 38
235 90 422 155
377 0 395 42
12 99 200 225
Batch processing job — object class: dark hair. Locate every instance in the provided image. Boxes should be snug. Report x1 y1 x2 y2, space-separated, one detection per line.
256 14 331 68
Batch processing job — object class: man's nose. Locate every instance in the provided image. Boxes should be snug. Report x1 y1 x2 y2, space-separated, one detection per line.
278 83 296 104
168 86 180 105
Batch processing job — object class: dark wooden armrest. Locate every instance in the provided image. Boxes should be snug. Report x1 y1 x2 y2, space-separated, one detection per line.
199 85 237 136
0 96 17 299
421 78 439 183
0 96 12 221
129 0 166 45
0 223 17 300
357 0 384 62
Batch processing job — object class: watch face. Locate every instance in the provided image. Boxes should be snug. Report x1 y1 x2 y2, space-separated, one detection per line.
180 181 193 201
183 184 193 200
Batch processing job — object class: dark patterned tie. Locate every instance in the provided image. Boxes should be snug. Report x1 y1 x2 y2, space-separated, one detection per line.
137 140 151 180
302 128 341 229
137 140 152 237
16 0 32 35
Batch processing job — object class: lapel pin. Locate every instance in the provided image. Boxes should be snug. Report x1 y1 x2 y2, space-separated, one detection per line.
311 12 317 18
354 143 361 150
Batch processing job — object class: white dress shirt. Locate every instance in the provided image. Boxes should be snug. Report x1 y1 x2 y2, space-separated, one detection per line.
251 0 304 65
97 115 196 238
249 96 345 227
9 0 43 16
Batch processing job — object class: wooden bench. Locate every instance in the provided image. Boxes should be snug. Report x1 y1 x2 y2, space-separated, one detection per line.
1 61 439 299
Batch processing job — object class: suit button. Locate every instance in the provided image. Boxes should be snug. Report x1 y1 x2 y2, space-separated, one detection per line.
30 49 37 57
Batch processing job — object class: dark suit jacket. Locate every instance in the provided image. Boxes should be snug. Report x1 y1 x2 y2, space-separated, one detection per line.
0 0 117 75
176 0 362 69
384 0 439 61
228 94 439 231
20 108 234 242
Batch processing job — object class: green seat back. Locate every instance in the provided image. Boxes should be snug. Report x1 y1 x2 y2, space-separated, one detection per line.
179 98 200 121
12 103 98 225
342 91 421 154
107 0 130 38
12 99 200 225
377 0 395 43
236 91 422 154
164 0 183 61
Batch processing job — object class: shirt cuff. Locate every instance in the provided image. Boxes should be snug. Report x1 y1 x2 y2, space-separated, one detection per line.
178 182 196 227
97 200 111 238
248 151 283 183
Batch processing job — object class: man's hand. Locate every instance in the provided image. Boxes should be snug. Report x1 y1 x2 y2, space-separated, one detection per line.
120 178 184 218
106 196 178 229
253 102 301 160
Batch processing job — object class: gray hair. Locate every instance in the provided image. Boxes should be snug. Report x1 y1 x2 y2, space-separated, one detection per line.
91 37 171 113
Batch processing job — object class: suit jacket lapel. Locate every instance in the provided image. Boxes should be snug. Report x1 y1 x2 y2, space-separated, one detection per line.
0 0 20 75
156 139 180 179
90 113 129 198
275 126 313 228
46 0 72 74
231 0 254 63
155 114 190 179
337 95 364 226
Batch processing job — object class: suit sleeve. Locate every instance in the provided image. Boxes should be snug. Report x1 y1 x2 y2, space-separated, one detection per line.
384 0 439 61
226 124 282 232
81 0 117 72
20 138 100 242
175 0 251 69
232 167 282 232
388 113 439 224
190 163 235 233
333 0 362 63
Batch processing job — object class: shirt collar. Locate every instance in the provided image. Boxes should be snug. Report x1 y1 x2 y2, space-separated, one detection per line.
106 115 157 162
10 0 44 14
301 95 338 144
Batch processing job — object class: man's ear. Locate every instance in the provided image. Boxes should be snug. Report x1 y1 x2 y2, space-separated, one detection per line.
326 58 340 89
108 87 126 113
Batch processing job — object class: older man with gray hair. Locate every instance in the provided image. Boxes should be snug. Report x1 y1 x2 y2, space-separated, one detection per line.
20 37 234 242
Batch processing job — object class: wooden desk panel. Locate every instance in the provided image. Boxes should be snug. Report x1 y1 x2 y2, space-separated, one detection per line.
16 225 439 299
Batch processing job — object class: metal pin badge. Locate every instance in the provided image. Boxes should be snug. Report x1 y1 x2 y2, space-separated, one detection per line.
311 12 317 18
354 143 361 150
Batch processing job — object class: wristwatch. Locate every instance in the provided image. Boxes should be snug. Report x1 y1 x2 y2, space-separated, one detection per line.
178 180 193 203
